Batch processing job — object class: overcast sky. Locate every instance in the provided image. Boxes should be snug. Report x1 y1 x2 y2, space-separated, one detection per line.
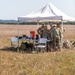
0 0 75 20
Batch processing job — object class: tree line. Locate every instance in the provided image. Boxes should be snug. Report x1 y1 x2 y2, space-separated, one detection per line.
0 21 75 25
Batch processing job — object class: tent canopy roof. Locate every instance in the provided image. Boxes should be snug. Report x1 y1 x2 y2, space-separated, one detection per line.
18 3 75 22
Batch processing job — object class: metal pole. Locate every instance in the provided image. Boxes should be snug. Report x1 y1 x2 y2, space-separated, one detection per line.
37 20 39 28
61 17 63 51
17 20 19 52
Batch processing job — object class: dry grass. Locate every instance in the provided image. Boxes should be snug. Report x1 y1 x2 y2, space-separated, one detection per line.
0 50 75 75
0 24 75 75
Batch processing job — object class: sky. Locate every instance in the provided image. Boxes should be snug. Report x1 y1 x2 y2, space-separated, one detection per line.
0 0 75 20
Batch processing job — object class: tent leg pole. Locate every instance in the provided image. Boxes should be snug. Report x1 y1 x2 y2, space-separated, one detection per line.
17 21 20 52
37 20 39 29
60 19 63 52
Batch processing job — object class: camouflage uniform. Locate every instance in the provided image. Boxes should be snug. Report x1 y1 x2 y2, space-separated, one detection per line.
49 26 62 51
48 26 56 40
37 25 45 38
48 26 56 51
54 27 62 50
43 25 49 38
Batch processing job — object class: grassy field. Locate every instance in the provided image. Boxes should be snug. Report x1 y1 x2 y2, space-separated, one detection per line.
0 24 75 75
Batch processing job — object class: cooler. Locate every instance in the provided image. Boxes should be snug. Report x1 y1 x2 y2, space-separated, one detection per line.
30 31 36 39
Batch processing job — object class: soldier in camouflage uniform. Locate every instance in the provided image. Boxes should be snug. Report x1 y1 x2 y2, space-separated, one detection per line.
52 22 62 51
37 24 45 38
56 22 62 51
48 23 56 51
48 23 62 51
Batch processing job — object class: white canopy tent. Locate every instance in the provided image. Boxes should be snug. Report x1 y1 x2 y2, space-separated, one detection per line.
18 3 75 22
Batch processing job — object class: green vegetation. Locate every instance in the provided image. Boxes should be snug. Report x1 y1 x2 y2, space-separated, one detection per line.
0 20 75 25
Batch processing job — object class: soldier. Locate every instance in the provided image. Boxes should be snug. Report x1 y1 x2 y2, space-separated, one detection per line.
48 23 56 51
54 22 62 51
48 22 62 51
37 23 45 38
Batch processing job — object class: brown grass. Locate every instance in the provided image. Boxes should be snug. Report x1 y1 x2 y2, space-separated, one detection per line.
0 24 75 39
0 24 75 75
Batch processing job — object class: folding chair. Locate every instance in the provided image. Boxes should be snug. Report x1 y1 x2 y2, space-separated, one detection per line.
10 37 20 48
35 38 47 52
